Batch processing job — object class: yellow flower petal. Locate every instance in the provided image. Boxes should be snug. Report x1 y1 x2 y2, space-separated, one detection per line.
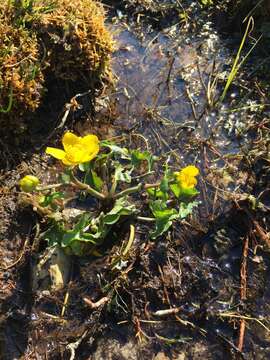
181 165 199 177
80 134 99 147
46 147 66 160
176 165 199 190
46 132 100 166
80 135 99 162
62 132 80 152
62 156 75 166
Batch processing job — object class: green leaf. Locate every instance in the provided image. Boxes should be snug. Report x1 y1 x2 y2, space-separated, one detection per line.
154 160 173 200
69 241 84 256
170 183 199 198
170 183 181 198
60 168 72 184
40 192 65 207
103 197 137 225
114 163 132 183
147 187 168 200
150 200 179 239
43 222 64 247
43 198 138 256
79 162 91 172
44 213 105 256
178 201 199 219
62 213 92 247
131 150 156 171
160 177 169 193
101 141 131 160
181 187 199 197
91 170 103 191
81 161 103 191
150 200 177 218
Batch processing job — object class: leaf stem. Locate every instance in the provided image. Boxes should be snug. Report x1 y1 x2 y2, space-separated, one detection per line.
71 175 106 200
113 180 176 200
37 183 63 191
122 224 135 256
144 182 160 189
109 177 118 197
113 184 142 199
137 216 156 222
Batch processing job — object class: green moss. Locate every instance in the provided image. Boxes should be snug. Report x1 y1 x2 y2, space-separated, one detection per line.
0 18 43 129
33 0 114 83
0 0 114 135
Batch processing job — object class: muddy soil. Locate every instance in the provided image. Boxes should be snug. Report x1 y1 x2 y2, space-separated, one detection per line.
1 1 270 359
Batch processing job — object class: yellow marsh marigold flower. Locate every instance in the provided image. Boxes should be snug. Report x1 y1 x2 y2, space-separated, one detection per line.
19 175 40 192
175 165 199 189
46 132 99 166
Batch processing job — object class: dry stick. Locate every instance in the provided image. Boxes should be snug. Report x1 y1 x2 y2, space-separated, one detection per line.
219 313 270 333
243 207 270 248
153 307 181 317
61 290 70 317
238 235 249 352
83 296 109 309
185 85 198 121
158 264 171 305
165 56 175 100
67 330 88 360
253 220 270 248
31 220 41 252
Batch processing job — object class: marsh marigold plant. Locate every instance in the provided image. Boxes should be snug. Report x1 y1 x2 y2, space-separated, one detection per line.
19 134 201 256
46 132 99 166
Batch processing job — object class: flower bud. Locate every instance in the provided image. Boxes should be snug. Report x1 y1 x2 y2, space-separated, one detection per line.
19 175 40 192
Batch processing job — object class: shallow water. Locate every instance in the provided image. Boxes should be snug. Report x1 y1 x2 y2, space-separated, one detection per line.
109 21 251 166
103 16 270 358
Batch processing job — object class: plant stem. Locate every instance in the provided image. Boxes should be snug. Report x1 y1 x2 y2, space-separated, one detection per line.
109 177 118 197
37 183 63 191
113 180 176 199
122 224 135 256
133 171 155 180
137 216 156 222
71 175 106 200
144 182 160 189
113 183 142 199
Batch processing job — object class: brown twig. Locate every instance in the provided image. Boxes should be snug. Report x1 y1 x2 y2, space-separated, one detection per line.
158 264 171 305
153 307 181 316
240 236 249 300
237 234 249 352
185 85 198 121
83 296 109 309
253 220 270 248
243 207 270 248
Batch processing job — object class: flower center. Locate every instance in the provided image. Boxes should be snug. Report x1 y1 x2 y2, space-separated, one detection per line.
66 144 87 163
